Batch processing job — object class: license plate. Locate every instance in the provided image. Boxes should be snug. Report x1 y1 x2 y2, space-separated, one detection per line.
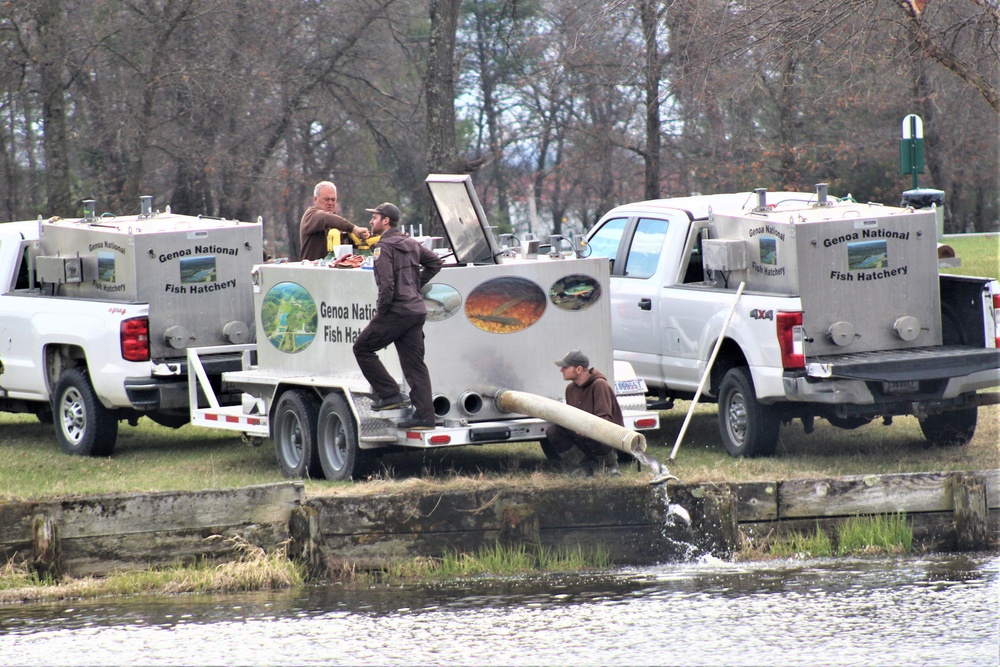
883 380 919 394
615 379 647 394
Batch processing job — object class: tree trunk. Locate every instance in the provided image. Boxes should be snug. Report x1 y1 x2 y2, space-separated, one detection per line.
426 0 462 175
37 0 71 214
639 0 661 200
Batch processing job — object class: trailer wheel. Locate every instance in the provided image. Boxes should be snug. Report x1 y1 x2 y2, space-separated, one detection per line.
919 408 977 447
317 393 370 481
273 390 321 478
53 367 118 456
717 366 779 458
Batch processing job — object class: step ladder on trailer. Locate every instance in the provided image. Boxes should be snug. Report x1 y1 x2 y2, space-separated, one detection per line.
187 344 269 438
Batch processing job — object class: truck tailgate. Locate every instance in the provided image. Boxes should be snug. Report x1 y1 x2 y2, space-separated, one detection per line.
807 345 1000 382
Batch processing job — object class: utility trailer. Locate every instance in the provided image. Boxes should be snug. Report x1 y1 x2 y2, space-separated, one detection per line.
190 175 659 480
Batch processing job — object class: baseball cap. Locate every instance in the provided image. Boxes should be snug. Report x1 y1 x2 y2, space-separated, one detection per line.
365 202 400 222
554 349 589 368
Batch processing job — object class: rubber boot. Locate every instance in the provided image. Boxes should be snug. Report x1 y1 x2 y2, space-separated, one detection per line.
596 451 620 476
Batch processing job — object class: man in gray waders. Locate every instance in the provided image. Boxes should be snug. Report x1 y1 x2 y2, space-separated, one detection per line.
547 349 622 476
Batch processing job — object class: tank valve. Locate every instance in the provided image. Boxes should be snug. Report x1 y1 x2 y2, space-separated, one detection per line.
223 321 249 344
164 325 195 349
827 321 857 347
893 316 921 342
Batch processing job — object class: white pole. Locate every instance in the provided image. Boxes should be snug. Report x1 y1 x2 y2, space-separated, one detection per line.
668 281 746 461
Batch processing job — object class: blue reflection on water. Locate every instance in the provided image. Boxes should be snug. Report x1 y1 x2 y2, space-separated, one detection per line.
1 553 996 666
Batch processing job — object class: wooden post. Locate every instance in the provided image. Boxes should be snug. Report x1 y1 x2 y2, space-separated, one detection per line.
952 472 989 551
287 504 325 577
498 503 540 551
30 514 61 579
705 486 739 558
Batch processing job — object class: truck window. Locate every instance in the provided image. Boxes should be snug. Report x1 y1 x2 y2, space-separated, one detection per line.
623 218 668 279
587 218 628 266
681 228 706 284
14 244 32 290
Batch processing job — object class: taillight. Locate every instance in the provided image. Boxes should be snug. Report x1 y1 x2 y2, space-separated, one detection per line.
634 417 658 429
121 317 150 362
777 311 805 369
993 293 1000 348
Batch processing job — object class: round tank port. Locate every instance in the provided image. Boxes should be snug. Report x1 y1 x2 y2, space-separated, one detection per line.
432 394 451 417
827 321 856 347
893 316 921 341
224 321 249 344
460 391 483 415
164 325 194 349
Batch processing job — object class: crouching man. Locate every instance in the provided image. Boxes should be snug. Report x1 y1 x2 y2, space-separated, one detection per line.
546 349 622 476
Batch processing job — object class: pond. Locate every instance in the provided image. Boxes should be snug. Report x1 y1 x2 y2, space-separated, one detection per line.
1 552 996 666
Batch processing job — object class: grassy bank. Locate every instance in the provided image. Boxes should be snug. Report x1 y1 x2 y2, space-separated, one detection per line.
1 400 998 501
1 401 997 501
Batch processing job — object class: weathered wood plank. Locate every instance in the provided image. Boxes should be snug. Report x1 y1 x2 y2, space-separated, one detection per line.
985 469 1000 510
311 486 670 535
731 481 779 522
952 472 990 551
58 522 291 577
0 483 304 544
319 523 695 568
778 472 958 518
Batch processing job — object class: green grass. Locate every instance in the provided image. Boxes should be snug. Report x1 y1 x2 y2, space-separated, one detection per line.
374 542 612 581
836 512 913 556
2 400 998 501
940 233 999 280
760 512 913 559
768 524 835 558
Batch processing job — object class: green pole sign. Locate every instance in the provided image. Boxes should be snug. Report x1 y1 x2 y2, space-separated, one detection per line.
899 114 924 190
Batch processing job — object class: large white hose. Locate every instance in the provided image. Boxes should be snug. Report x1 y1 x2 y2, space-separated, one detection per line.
495 389 646 454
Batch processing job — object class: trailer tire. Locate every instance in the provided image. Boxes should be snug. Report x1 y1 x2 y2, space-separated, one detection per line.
919 408 977 448
316 393 372 481
717 366 779 458
53 367 118 456
273 390 321 478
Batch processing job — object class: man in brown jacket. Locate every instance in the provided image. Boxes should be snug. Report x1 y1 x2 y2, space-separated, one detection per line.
353 202 443 430
545 349 622 475
299 181 370 261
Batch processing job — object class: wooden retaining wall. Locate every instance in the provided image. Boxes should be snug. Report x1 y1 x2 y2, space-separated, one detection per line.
0 471 995 578
0 483 304 577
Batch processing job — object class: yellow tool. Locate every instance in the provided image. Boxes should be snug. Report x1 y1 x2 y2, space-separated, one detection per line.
349 232 380 256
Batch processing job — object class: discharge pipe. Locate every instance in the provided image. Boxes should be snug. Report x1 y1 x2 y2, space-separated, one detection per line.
496 389 645 454
494 389 678 485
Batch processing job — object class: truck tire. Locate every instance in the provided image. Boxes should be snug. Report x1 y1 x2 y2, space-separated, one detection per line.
717 366 779 458
316 393 371 481
919 408 977 447
273 390 321 478
53 367 118 456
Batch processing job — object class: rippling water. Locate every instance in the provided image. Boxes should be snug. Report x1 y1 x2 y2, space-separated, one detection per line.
1 553 996 666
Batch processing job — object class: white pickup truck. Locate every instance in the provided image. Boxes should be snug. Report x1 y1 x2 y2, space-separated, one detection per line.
0 204 262 456
586 186 1000 457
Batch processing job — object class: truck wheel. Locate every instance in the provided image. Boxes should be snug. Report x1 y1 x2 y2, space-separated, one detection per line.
316 393 370 481
53 367 118 456
273 390 321 478
717 367 779 458
919 408 977 447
